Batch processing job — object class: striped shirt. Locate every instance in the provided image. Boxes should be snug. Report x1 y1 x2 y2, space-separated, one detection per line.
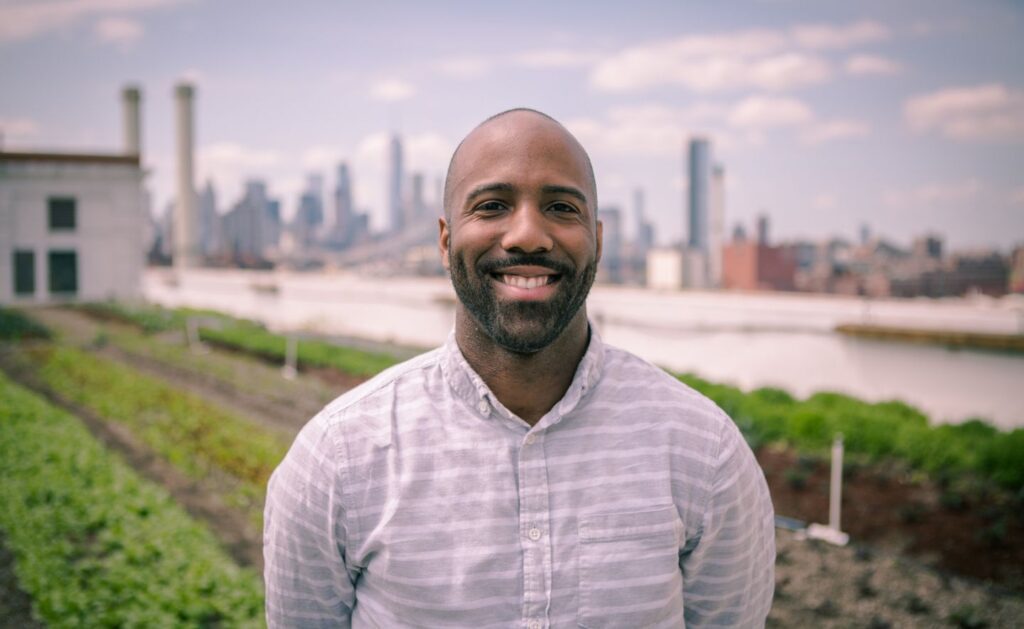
264 326 775 628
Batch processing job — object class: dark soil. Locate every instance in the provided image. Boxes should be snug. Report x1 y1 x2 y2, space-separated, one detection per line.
759 446 1024 590
0 532 41 629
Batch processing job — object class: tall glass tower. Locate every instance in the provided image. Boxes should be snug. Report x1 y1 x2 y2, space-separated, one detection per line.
687 137 711 251
388 135 404 233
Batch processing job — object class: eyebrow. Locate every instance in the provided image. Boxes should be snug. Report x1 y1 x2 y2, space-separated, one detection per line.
464 182 589 206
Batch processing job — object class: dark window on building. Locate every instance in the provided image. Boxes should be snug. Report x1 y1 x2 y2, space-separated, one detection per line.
48 251 77 294
14 250 35 295
48 197 76 231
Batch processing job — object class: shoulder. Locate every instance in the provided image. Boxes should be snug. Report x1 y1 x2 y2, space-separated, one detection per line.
597 344 735 441
302 346 443 443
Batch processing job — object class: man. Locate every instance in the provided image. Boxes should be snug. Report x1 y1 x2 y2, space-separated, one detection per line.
264 109 775 627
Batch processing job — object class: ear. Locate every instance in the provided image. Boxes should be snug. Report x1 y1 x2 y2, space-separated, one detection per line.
595 219 603 264
438 217 451 271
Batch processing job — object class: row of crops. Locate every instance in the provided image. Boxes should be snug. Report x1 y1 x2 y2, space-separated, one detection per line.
0 370 264 626
78 300 1024 490
678 374 1024 489
74 301 398 377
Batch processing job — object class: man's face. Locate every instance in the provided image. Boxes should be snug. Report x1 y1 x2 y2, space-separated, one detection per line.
440 113 602 354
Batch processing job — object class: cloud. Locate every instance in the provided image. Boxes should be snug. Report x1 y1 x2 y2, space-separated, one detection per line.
812 193 838 210
195 142 284 205
0 116 39 143
94 16 142 50
566 103 723 155
884 178 982 208
905 83 1024 141
728 96 813 128
511 49 601 69
845 54 902 76
301 146 346 172
0 0 186 44
801 118 870 144
790 20 889 50
590 20 887 94
590 29 833 93
1011 187 1024 206
369 79 416 103
567 97 867 156
435 56 491 79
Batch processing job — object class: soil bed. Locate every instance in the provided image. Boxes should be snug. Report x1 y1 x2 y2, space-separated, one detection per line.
759 446 1024 590
0 531 41 629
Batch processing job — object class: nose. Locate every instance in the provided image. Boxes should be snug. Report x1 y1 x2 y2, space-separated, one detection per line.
500 204 553 254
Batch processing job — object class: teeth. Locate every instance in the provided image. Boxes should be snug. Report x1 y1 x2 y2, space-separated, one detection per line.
502 275 549 289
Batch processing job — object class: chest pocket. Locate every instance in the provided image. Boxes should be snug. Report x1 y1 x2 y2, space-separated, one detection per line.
577 507 684 628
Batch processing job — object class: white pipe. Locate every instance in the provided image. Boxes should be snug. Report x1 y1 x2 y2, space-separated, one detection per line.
174 82 197 269
122 85 142 156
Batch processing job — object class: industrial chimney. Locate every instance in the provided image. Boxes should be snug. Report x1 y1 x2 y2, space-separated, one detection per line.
174 82 198 269
122 85 142 156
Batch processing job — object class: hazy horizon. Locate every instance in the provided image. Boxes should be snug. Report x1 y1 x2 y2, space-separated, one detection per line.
2 0 1022 251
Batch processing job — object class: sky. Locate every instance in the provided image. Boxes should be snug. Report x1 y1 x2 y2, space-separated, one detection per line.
1 0 1022 251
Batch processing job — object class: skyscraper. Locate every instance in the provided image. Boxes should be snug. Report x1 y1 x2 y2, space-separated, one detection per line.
634 188 654 254
757 213 770 246
388 134 404 233
709 164 725 287
687 137 711 251
600 206 623 283
331 162 353 246
294 173 325 247
409 172 426 224
197 180 220 257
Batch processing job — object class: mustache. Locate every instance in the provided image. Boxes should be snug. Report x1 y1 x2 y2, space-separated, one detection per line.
478 254 574 277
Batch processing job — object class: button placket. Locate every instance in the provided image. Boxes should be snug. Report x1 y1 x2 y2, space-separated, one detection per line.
518 429 551 628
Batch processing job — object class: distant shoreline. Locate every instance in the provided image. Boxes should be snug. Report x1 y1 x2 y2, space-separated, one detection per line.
836 323 1024 353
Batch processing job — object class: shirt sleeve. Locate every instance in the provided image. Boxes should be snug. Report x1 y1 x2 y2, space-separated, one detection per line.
264 415 357 628
680 417 776 627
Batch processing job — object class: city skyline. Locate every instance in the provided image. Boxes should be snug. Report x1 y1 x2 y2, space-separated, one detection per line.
1 0 1022 251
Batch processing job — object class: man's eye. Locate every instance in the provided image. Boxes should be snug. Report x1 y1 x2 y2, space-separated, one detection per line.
475 201 507 214
548 202 579 214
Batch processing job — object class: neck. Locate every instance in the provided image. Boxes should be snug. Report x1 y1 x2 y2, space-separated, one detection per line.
455 308 590 426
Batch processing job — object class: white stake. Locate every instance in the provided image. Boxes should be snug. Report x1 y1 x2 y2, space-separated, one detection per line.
829 434 844 532
186 317 206 354
282 336 298 380
803 433 849 546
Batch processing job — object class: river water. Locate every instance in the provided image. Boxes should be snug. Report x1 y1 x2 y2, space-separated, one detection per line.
143 269 1024 430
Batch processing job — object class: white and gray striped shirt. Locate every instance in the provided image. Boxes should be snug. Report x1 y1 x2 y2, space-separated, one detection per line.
264 327 775 628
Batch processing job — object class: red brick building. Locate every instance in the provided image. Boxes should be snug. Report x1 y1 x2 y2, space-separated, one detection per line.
722 241 797 291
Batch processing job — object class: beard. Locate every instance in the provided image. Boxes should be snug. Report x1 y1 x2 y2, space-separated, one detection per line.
449 250 597 354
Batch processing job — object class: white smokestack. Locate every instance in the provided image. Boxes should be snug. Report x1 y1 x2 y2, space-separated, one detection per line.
122 85 141 156
174 82 198 269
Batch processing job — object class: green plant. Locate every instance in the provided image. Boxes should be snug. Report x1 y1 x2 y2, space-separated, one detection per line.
783 467 810 490
0 373 263 626
26 344 287 489
0 307 51 341
948 605 989 629
672 369 1023 491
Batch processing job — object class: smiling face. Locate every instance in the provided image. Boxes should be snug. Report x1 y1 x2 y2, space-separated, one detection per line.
440 110 602 354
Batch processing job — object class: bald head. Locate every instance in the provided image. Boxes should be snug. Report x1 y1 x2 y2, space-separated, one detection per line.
443 109 597 220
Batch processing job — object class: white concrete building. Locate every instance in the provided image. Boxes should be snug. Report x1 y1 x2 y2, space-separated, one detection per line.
646 246 710 291
0 88 146 305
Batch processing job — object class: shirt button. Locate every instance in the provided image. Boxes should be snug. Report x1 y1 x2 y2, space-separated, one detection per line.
528 621 542 629
477 400 489 415
528 527 542 541
524 434 536 445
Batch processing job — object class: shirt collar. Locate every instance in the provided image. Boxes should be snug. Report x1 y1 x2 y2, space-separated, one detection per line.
440 321 606 430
